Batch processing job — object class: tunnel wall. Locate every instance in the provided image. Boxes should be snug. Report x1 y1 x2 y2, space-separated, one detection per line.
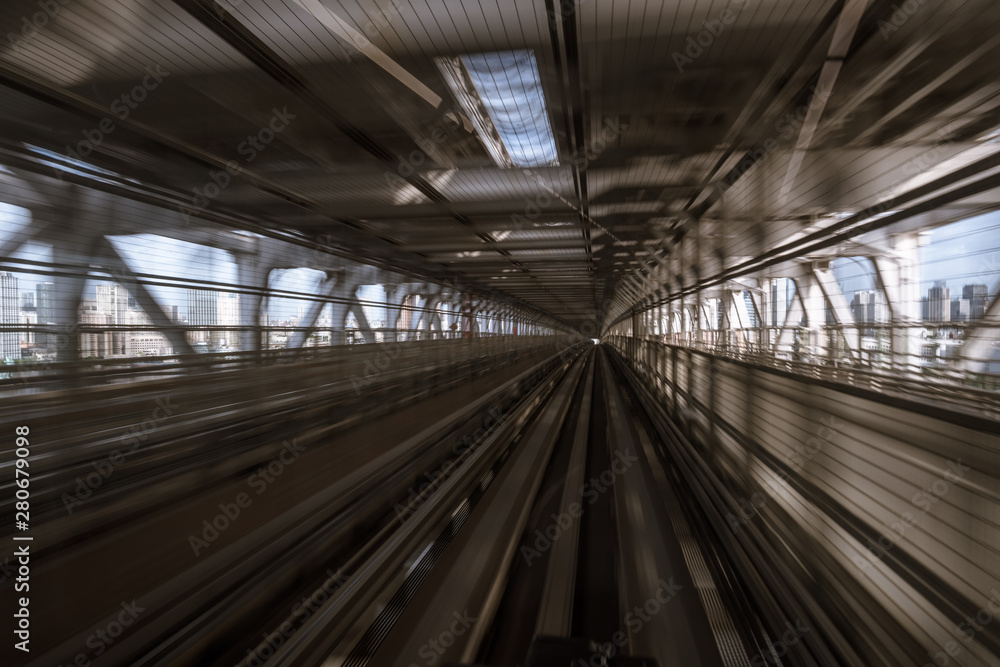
607 334 1000 666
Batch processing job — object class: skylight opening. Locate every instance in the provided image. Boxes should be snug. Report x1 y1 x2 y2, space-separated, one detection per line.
437 50 558 169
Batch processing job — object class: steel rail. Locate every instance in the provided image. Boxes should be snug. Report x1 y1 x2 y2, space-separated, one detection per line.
2 341 555 551
600 348 726 666
25 348 575 667
328 350 590 666
607 347 870 666
533 353 595 638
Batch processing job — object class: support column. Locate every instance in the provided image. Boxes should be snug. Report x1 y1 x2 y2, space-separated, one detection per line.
235 253 271 354
874 233 922 374
798 270 829 361
776 290 806 358
349 293 374 343
287 270 340 348
49 228 91 365
813 262 859 362
958 290 1000 374
329 298 351 346
94 237 194 356
383 284 406 343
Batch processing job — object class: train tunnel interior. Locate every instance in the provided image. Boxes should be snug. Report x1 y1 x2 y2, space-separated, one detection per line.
0 0 999 665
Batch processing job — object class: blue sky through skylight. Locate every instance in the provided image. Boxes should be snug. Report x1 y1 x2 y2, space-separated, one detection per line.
461 50 558 168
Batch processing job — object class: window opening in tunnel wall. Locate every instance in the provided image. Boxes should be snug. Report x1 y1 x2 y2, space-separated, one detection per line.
0 202 36 365
357 284 388 344
917 212 1000 374
832 256 888 368
398 294 420 342
266 268 329 349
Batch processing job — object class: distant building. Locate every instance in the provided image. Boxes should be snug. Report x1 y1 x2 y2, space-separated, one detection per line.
1 273 20 360
19 310 37 346
35 282 54 321
851 290 888 324
96 283 131 325
36 282 54 351
20 292 35 311
127 329 171 357
187 290 217 344
950 298 970 322
216 292 239 348
186 290 239 347
926 281 950 322
187 290 218 327
97 284 135 354
79 300 112 358
963 284 989 320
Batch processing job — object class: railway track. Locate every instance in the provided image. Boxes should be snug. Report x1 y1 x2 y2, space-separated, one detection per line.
0 339 575 666
263 345 737 667
9 340 987 666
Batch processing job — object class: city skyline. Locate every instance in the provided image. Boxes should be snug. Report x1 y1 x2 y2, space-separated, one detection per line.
832 213 1000 300
3 205 999 358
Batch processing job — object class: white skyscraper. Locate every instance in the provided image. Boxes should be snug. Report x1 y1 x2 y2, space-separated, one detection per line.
96 284 135 355
35 281 54 352
927 281 951 322
851 290 888 324
187 289 217 345
96 283 131 325
215 292 240 348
